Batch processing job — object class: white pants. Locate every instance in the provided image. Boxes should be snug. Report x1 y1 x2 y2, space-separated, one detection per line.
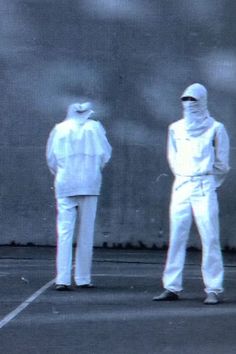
163 176 224 294
56 196 98 286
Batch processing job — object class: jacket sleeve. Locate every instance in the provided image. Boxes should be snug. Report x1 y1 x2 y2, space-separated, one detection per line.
97 122 112 168
46 127 57 175
167 125 177 175
213 123 230 187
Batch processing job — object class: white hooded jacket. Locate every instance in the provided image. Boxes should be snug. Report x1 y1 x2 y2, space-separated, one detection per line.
168 84 230 188
46 103 112 197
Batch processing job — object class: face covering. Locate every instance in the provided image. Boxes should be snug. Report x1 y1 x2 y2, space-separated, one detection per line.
181 84 214 136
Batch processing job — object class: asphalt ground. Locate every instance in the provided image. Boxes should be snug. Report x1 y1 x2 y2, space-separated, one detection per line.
0 247 236 354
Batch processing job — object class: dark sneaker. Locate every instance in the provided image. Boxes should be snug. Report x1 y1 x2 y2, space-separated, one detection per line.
204 292 220 305
153 290 179 301
75 283 95 289
55 284 71 291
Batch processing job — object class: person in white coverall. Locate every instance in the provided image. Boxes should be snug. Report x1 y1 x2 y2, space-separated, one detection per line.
153 83 230 304
46 102 112 290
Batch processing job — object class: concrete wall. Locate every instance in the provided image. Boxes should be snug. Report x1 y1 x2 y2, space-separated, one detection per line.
1 0 236 249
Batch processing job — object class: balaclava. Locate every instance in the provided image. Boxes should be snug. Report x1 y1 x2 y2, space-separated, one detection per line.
66 102 94 124
181 83 214 136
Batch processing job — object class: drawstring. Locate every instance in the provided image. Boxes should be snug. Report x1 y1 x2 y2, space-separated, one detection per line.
175 180 189 191
200 180 205 196
175 177 207 196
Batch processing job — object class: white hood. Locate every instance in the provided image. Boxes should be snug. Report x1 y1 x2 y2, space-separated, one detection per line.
66 102 94 124
181 83 214 136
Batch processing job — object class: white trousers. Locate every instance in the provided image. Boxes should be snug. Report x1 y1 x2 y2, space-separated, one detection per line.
163 176 224 294
56 196 98 286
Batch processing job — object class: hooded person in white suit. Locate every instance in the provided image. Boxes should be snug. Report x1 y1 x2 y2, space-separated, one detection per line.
153 83 230 304
47 102 112 290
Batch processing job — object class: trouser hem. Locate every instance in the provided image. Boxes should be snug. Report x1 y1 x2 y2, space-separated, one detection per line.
74 277 91 286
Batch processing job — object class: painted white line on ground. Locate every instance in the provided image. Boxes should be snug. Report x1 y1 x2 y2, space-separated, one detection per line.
0 272 9 277
0 278 55 330
93 273 203 280
93 273 157 278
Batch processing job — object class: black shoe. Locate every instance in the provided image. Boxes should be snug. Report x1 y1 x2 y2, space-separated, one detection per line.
204 292 220 305
55 284 71 291
75 283 95 289
153 290 179 301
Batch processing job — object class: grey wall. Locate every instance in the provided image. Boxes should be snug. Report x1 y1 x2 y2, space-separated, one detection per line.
1 0 236 249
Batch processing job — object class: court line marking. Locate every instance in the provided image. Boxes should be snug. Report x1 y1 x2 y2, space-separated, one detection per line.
1 272 235 329
93 273 203 280
0 278 55 330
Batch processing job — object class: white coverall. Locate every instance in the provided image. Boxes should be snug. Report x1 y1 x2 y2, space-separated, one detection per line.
163 84 230 294
47 103 112 286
